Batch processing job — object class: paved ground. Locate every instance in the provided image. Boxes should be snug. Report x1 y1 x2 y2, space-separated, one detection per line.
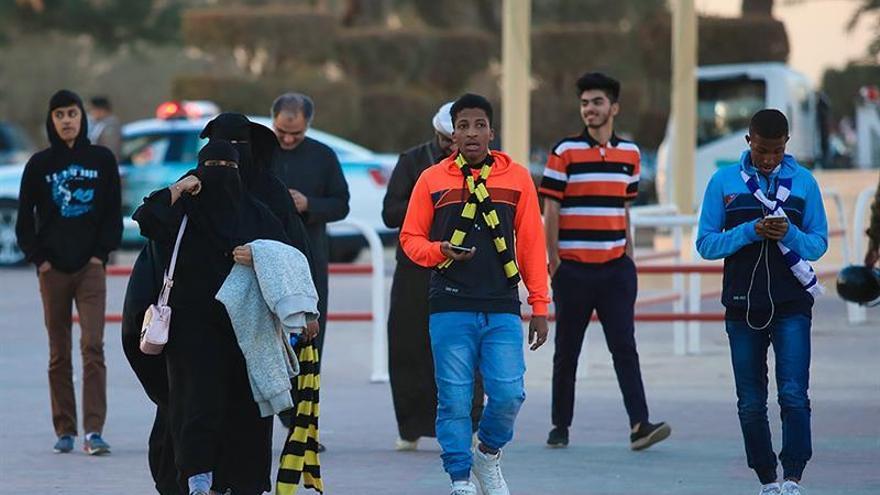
0 261 878 495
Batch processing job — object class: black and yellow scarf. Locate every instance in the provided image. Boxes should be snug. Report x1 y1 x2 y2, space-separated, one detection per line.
436 153 521 287
276 344 323 494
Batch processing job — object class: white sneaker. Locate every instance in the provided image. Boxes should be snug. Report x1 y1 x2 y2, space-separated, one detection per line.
395 437 419 451
759 482 782 494
450 480 477 495
781 480 804 494
471 446 509 495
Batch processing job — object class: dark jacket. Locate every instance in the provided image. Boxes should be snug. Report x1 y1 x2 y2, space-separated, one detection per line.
399 151 550 316
696 151 828 320
382 138 447 267
272 137 350 269
16 94 122 272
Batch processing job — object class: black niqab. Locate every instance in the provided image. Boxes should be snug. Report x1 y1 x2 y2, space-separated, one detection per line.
187 139 245 249
200 113 258 186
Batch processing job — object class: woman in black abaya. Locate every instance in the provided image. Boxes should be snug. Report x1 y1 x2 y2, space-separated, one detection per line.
133 140 288 495
121 114 317 493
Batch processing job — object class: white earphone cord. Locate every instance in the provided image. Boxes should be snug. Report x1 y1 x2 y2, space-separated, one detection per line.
746 239 775 330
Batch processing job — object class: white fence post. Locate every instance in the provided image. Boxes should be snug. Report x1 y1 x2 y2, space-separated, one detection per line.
687 271 702 354
826 191 851 267
671 224 687 356
849 186 876 324
630 206 698 356
335 218 389 383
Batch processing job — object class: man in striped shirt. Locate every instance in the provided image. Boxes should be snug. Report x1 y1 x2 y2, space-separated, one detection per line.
540 72 671 451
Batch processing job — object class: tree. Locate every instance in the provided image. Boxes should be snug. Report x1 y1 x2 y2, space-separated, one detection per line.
0 0 188 49
848 0 880 60
742 0 774 16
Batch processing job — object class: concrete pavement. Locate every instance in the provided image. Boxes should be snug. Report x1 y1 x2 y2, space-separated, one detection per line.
0 265 878 494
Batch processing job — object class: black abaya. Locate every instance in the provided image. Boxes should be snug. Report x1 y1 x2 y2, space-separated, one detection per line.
123 117 319 492
133 184 288 495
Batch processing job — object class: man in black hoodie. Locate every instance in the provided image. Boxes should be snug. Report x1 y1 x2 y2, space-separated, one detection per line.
16 89 122 455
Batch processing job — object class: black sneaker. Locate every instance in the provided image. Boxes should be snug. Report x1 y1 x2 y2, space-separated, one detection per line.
630 421 671 451
546 426 569 448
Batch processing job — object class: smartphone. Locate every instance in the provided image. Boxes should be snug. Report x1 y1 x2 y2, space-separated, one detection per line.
449 244 474 254
764 215 788 224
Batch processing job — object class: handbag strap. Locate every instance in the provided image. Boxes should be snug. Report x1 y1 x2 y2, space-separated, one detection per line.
158 215 188 306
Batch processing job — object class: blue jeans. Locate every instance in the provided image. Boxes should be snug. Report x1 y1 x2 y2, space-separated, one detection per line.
726 314 812 484
429 312 526 482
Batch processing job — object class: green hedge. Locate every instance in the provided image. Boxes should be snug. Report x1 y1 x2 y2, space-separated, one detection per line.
336 28 494 92
639 14 789 77
530 79 648 152
171 73 361 138
349 87 441 151
182 5 337 68
532 23 640 90
821 63 880 120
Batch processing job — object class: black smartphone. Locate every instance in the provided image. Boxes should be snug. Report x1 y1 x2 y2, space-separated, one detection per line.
449 244 474 254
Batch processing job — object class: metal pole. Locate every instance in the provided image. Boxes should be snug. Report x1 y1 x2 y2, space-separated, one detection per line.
848 186 876 324
502 0 531 166
671 0 697 214
336 218 389 383
672 224 686 356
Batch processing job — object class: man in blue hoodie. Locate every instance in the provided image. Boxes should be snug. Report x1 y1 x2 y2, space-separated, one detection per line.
696 109 827 495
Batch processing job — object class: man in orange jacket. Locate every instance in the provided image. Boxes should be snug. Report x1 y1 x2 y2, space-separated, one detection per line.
400 93 550 495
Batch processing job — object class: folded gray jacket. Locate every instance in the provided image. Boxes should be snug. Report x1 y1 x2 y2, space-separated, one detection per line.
216 239 319 417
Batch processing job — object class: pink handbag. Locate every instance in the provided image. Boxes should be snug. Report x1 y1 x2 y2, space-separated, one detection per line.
140 216 187 355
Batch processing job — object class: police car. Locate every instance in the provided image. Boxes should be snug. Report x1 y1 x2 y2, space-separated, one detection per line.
0 101 397 266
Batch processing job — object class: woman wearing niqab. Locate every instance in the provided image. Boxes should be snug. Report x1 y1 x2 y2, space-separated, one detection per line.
122 114 318 493
133 139 288 495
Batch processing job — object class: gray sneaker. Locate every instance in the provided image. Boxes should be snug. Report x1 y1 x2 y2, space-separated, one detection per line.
759 482 782 494
472 446 509 495
450 480 477 495
53 435 74 453
781 480 804 494
83 433 111 455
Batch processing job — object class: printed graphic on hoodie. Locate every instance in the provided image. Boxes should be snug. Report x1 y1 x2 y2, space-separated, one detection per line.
45 164 98 217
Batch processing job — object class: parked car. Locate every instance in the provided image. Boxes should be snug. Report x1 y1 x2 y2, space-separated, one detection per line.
0 122 33 166
0 102 397 266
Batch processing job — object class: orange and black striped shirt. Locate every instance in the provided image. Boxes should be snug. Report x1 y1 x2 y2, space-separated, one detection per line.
539 132 640 264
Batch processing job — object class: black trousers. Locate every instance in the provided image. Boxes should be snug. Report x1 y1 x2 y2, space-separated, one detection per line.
551 256 649 428
387 264 484 440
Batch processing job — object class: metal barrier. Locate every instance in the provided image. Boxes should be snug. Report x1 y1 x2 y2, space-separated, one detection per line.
341 218 389 383
90 190 860 379
86 218 391 383
630 209 698 355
